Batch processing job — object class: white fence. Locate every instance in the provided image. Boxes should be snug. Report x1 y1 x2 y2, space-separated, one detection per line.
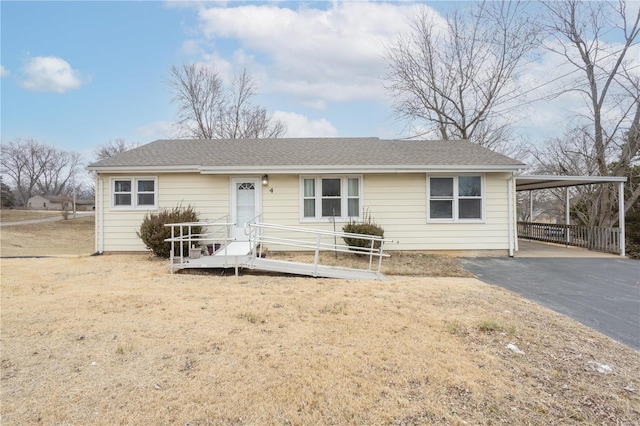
517 221 622 254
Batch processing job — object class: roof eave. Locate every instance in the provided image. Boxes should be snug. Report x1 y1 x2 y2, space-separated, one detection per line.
87 164 525 174
87 165 202 173
198 164 526 174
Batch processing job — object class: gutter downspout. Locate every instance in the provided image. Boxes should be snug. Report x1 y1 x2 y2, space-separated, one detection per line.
507 172 515 257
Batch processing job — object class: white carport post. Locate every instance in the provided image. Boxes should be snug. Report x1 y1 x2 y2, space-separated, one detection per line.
619 181 626 256
565 188 570 246
529 190 533 221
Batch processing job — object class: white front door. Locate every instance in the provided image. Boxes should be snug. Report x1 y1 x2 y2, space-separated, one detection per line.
231 177 261 241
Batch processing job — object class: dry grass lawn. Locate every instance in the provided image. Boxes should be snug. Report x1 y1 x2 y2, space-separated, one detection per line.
0 209 62 222
0 216 95 257
1 218 639 424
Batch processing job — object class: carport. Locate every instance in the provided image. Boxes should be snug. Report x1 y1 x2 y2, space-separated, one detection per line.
514 175 628 256
466 174 638 350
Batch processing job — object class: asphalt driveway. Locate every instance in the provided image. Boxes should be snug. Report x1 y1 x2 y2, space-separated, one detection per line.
459 257 640 350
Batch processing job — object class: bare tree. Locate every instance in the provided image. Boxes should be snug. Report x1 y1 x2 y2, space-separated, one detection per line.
38 148 80 196
0 139 80 205
531 128 606 225
169 64 286 139
221 69 287 139
540 0 640 226
94 138 138 161
533 127 600 177
1 139 43 205
385 1 540 154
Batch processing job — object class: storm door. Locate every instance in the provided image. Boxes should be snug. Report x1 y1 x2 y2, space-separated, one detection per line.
230 177 261 241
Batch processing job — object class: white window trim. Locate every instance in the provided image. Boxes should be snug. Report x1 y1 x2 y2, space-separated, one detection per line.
110 177 158 210
426 174 485 223
299 175 363 223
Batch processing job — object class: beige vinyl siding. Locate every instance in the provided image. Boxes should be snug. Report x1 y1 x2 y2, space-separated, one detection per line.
99 171 512 253
261 173 511 252
261 174 300 224
261 175 319 251
407 172 508 250
99 173 229 252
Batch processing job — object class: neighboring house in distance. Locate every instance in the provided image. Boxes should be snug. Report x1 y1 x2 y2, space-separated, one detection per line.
27 195 69 210
27 194 95 211
87 137 525 254
74 199 96 211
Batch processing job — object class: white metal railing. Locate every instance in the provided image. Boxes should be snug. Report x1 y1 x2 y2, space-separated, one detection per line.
244 213 263 238
164 215 234 272
164 217 392 277
247 222 391 276
517 221 621 254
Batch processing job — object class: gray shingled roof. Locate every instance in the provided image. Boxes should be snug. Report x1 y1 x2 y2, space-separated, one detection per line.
87 137 524 170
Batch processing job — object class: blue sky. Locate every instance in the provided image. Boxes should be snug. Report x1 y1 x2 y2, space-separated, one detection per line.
1 1 637 166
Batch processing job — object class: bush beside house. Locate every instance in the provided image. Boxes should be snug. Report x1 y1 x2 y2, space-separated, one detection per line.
342 211 384 253
137 205 201 258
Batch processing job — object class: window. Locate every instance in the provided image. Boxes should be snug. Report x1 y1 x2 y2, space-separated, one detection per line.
301 176 362 221
111 177 157 209
428 175 483 221
114 180 132 206
322 178 341 217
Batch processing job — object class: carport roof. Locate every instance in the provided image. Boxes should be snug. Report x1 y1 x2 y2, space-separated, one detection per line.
516 175 627 191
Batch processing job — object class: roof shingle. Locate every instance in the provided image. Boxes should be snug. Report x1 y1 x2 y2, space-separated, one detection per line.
88 137 525 170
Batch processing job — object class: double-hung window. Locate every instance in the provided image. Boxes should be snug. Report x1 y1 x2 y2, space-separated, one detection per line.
428 175 483 221
301 176 362 221
111 177 157 209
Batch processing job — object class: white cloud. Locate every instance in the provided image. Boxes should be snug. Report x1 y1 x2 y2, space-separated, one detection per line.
196 2 434 107
135 120 176 139
186 1 634 145
0 65 9 77
180 39 203 56
272 111 338 138
20 56 88 93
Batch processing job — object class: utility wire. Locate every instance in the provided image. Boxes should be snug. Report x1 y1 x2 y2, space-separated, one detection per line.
493 43 640 115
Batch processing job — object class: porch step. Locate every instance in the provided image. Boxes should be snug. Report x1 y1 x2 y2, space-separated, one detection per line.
213 241 252 256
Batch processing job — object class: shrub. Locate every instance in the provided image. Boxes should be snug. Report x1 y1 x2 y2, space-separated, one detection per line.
1 181 16 209
137 205 201 258
342 210 384 253
626 210 640 259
